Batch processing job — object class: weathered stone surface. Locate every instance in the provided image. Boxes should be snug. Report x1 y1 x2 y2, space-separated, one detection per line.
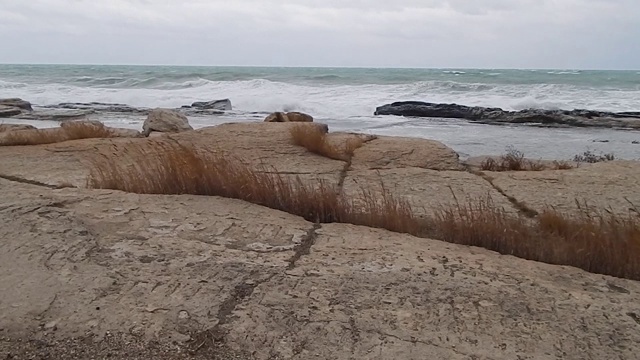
0 123 36 132
2 178 638 359
0 98 32 111
487 161 640 216
264 111 314 123
226 223 640 360
191 98 232 111
0 179 308 342
0 105 22 117
143 108 193 136
342 167 515 216
351 135 463 171
375 101 640 129
1 122 640 358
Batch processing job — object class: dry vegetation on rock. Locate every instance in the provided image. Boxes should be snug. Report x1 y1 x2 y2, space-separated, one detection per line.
480 147 548 171
289 124 364 161
88 142 640 280
1 122 117 146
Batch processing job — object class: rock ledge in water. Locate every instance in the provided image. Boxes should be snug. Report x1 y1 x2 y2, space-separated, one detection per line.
375 101 640 129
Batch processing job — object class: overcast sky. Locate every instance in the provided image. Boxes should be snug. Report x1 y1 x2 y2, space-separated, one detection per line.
1 0 638 69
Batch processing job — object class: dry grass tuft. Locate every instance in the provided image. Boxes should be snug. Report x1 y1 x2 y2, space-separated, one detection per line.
429 195 640 280
2 122 117 146
290 125 363 161
480 147 547 171
552 160 575 170
88 141 640 280
88 140 417 230
481 147 578 171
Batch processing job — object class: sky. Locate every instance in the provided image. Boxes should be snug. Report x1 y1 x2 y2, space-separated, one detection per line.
0 0 638 69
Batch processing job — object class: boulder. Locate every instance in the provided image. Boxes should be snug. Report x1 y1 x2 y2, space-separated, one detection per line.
0 124 36 132
0 98 32 111
142 108 193 136
191 98 232 111
375 101 640 129
264 111 313 123
0 105 22 118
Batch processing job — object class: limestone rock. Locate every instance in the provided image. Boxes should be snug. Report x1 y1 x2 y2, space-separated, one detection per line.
142 108 193 136
350 135 463 171
0 124 37 132
264 111 313 123
0 98 32 111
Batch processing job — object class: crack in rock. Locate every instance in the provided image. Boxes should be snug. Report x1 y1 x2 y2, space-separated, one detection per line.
467 168 539 218
287 223 321 270
188 274 277 354
0 174 71 190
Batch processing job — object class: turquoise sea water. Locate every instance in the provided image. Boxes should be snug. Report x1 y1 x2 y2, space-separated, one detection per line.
1 64 639 159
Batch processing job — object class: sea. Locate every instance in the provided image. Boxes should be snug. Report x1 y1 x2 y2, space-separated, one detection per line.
1 64 639 160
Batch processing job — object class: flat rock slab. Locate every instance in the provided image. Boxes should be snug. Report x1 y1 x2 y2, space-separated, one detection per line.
225 223 640 360
351 135 463 171
488 161 640 216
0 180 310 341
1 179 640 359
342 167 515 216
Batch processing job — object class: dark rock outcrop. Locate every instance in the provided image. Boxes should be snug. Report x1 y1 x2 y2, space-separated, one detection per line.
0 98 32 111
0 105 23 118
191 99 232 111
375 101 640 129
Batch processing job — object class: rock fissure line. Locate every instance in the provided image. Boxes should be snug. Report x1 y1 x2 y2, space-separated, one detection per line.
0 174 63 189
467 169 539 218
287 223 321 270
189 273 277 354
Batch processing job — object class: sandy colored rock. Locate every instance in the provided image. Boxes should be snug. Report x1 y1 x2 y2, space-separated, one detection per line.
0 123 36 132
264 111 314 123
226 223 640 360
1 178 639 359
487 161 640 216
351 135 463 171
143 108 193 136
342 167 515 216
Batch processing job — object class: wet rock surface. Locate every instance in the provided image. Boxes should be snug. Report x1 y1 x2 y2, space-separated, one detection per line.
375 101 640 129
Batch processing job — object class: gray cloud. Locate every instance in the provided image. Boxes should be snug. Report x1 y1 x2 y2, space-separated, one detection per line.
1 0 638 68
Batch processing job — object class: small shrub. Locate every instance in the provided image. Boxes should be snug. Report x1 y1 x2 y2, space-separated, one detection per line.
552 160 574 170
573 150 615 163
480 147 547 171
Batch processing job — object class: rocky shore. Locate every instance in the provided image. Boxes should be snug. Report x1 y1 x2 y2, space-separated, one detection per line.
1 107 640 359
0 98 234 122
375 101 640 129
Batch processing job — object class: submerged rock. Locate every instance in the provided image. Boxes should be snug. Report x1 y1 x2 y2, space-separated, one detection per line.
142 108 193 136
264 111 314 123
191 98 232 111
375 101 640 129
